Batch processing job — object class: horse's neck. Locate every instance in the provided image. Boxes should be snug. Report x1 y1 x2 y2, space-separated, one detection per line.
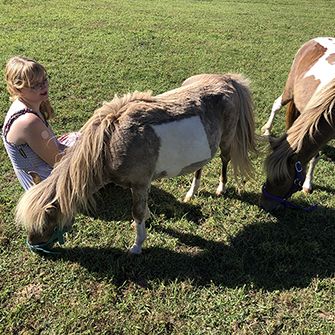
292 116 335 163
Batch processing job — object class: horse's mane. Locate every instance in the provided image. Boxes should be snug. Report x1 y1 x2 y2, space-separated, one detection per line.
288 78 335 152
58 91 155 214
16 91 155 233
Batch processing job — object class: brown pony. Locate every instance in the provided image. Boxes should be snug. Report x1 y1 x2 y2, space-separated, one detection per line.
15 73 257 254
261 75 335 211
261 37 335 194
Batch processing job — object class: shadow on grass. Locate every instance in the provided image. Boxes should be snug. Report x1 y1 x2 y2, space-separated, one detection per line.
55 184 334 291
89 182 205 224
322 143 335 162
312 184 335 194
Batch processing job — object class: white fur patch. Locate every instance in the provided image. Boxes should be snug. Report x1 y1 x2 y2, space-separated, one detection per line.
304 37 335 91
152 116 212 177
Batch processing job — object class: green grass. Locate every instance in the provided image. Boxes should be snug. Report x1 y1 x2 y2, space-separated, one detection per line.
1 0 335 334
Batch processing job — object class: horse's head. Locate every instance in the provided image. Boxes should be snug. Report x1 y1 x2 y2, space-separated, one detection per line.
26 202 62 243
25 202 75 256
260 160 307 211
260 136 307 211
16 181 73 254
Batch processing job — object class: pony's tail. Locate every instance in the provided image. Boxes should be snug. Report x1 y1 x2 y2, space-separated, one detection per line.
285 101 300 129
229 75 257 180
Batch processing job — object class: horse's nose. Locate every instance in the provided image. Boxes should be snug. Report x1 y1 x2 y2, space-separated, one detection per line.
260 195 283 212
27 230 48 245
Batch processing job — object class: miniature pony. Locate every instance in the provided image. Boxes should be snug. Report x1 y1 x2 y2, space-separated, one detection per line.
16 74 257 254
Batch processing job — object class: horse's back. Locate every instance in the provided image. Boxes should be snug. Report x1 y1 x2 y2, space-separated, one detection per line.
303 37 335 92
110 73 250 183
182 73 249 88
283 37 335 110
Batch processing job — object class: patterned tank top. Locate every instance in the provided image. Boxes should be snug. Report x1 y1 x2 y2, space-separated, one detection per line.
1 105 78 191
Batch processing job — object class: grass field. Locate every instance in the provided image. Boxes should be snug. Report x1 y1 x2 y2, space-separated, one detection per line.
1 0 335 334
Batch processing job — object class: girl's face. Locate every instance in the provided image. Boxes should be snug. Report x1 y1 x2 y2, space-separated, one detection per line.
19 76 49 103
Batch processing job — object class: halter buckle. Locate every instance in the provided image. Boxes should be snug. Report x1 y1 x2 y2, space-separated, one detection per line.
295 161 303 173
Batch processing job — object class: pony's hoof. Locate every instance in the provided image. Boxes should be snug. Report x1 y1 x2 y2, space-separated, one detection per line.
216 184 226 196
183 195 192 203
215 188 226 197
303 187 313 194
129 244 142 255
261 125 271 136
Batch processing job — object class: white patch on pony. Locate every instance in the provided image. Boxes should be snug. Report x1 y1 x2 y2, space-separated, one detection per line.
304 37 335 91
152 116 212 177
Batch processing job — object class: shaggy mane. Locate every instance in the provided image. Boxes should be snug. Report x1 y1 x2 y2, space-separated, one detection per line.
265 134 293 182
15 91 155 234
287 78 335 152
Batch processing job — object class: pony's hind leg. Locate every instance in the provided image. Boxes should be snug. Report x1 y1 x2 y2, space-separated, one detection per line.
261 95 283 136
184 169 202 202
303 154 320 194
216 150 230 196
129 185 150 254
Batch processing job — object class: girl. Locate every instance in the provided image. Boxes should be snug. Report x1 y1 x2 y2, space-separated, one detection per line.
1 56 79 190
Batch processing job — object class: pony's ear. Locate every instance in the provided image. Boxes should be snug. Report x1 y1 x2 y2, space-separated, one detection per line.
267 135 278 149
267 134 287 150
44 201 60 220
28 203 60 245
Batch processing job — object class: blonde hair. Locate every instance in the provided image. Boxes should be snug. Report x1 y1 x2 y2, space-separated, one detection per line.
5 56 54 120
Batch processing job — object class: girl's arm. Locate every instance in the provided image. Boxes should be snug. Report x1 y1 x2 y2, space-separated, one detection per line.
15 113 64 167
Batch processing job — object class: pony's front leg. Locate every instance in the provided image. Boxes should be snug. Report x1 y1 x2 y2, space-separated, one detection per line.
129 186 149 254
184 169 202 202
129 219 147 254
261 95 283 136
303 154 320 194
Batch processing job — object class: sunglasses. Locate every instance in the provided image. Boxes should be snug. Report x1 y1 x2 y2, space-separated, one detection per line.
29 77 49 91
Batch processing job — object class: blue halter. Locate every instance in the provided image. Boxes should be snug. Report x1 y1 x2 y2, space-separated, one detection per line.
262 161 317 212
26 227 67 255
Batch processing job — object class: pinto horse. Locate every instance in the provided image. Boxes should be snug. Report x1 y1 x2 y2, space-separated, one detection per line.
261 37 335 194
15 73 257 254
260 42 335 211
